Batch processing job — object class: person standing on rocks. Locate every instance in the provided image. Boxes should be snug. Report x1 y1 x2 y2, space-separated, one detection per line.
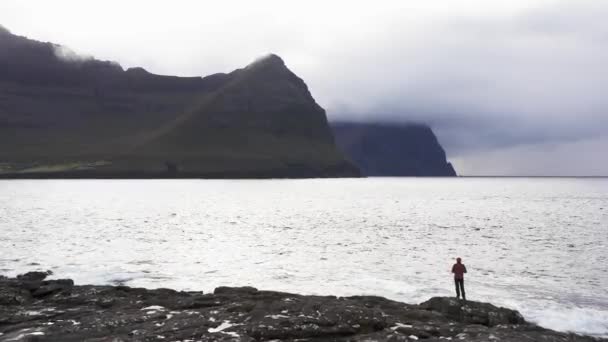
452 257 467 300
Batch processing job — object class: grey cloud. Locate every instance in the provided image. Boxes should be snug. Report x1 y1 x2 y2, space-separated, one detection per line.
301 1 608 175
450 136 608 176
52 45 94 63
0 0 606 175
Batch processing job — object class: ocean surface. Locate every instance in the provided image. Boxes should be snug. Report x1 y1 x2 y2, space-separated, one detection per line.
0 178 607 337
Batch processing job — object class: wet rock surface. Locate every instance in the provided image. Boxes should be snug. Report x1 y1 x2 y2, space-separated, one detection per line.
0 272 603 341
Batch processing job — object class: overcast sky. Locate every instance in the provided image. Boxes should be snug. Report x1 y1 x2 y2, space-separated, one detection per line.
1 0 607 175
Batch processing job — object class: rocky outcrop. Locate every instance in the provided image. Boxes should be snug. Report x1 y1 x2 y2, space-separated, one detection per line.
331 122 457 177
0 272 602 341
0 27 359 178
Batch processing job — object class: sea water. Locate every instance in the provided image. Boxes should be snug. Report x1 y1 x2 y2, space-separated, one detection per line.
0 178 606 337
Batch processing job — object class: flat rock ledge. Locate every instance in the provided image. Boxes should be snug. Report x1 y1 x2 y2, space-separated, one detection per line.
0 272 604 341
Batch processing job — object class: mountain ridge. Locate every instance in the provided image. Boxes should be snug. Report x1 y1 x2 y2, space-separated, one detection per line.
1 26 457 178
0 27 359 178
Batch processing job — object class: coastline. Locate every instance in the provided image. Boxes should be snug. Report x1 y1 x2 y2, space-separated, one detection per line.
0 167 362 180
0 272 604 341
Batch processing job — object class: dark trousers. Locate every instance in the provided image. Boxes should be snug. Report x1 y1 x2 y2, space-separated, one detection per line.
454 278 465 300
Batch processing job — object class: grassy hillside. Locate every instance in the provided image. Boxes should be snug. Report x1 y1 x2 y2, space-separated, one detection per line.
0 28 359 178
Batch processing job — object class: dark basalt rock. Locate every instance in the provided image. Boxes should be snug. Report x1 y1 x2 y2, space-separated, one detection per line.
31 279 74 298
214 286 259 295
0 272 603 341
16 271 50 282
420 297 526 327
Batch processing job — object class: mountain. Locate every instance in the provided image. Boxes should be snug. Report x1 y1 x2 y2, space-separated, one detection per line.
0 26 359 178
331 122 457 176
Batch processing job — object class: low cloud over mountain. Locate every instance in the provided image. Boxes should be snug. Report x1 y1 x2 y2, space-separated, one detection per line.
1 0 607 175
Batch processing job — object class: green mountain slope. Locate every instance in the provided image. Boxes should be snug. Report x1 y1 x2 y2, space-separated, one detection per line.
0 27 359 178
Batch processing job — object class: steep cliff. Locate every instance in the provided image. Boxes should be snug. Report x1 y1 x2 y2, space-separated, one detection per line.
0 27 359 178
331 122 457 176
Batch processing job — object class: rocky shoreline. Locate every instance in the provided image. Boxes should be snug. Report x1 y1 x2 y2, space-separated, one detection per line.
0 272 604 341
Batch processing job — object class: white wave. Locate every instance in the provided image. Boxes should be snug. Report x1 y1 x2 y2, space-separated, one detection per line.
523 305 608 338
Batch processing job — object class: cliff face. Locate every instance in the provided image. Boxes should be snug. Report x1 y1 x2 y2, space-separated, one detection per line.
0 27 359 178
331 122 457 177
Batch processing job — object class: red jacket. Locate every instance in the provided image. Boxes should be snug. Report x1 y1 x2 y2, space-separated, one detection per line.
452 263 467 280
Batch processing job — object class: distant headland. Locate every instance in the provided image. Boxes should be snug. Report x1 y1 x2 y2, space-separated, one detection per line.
0 26 455 178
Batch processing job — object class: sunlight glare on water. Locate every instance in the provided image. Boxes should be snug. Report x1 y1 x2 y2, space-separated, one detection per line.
0 178 607 336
